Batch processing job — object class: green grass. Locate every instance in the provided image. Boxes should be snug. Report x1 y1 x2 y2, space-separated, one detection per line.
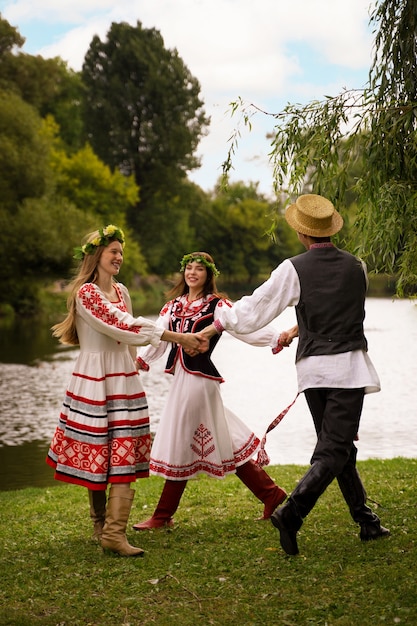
1 458 415 626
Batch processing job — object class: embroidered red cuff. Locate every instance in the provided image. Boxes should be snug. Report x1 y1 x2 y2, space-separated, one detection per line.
213 319 224 335
136 356 150 371
272 335 284 354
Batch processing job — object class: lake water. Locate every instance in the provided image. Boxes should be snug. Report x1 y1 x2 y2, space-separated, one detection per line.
0 298 416 491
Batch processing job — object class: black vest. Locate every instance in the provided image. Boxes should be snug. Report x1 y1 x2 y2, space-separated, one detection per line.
165 296 223 380
290 246 368 361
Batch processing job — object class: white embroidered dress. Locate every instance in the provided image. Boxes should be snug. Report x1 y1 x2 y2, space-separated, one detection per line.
137 294 281 481
47 282 164 490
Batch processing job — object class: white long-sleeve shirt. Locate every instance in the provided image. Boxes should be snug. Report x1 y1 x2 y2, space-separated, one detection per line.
215 259 380 395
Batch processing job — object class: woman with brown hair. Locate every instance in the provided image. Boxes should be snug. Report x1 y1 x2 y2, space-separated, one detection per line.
132 251 293 531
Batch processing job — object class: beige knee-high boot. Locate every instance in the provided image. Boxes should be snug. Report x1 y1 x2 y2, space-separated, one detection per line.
88 489 107 541
101 484 144 557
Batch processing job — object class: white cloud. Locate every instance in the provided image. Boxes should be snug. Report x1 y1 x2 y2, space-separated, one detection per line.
35 20 110 70
3 0 116 23
4 0 373 76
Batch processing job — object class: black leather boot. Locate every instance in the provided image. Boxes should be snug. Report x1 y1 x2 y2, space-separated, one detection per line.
337 464 390 541
359 523 391 541
271 461 334 555
270 500 302 555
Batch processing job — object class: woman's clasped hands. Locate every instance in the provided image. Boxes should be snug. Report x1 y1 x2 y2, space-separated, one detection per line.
181 333 209 356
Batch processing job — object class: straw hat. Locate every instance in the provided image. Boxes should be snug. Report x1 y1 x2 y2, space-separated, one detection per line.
285 194 343 237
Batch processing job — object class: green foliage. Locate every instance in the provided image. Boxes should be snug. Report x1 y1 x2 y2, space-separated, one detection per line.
0 84 144 312
117 230 148 285
0 197 94 313
128 276 170 315
0 459 415 625
221 0 417 295
50 141 139 223
135 181 207 275
194 180 295 279
135 192 194 276
81 20 210 261
82 21 209 182
0 18 85 152
47 119 148 281
267 210 304 265
0 15 24 54
356 0 417 295
0 90 52 208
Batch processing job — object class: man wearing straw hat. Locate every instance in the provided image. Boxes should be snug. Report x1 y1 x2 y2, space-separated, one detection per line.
200 193 390 556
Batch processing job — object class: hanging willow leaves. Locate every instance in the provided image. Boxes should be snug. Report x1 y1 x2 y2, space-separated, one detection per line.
222 0 417 296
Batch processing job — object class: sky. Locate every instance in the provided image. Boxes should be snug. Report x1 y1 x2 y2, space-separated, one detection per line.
0 0 376 196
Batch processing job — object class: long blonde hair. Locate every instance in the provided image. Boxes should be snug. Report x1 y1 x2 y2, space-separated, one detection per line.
52 230 117 346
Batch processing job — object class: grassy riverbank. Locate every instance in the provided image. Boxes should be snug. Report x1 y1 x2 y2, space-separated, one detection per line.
1 458 415 626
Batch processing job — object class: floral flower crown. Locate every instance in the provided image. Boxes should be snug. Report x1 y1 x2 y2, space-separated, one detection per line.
73 225 125 260
179 253 220 277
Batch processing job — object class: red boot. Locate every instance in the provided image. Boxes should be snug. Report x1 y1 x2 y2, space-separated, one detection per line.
235 460 287 520
132 480 187 530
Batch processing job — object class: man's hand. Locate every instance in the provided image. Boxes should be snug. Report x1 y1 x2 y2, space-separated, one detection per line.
279 324 299 347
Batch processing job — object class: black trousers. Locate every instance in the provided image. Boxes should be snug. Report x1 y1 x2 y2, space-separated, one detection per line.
304 387 365 476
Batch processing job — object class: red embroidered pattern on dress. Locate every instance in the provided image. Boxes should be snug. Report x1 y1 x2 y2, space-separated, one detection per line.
170 295 218 319
160 299 174 316
149 432 259 479
79 283 141 334
190 423 215 458
217 299 232 309
51 432 151 474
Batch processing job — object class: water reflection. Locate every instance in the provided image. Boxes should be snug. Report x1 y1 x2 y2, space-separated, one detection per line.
0 350 77 446
0 316 61 364
0 299 416 491
0 440 55 490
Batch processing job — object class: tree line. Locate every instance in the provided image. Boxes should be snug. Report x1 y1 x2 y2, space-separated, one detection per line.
1 2 415 316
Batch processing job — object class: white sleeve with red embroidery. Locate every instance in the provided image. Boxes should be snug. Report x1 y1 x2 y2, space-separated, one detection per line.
76 283 164 347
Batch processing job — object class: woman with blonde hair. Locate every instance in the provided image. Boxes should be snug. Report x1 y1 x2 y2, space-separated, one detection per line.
46 226 205 557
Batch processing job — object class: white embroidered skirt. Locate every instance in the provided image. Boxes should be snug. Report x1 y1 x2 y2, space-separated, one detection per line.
149 367 260 480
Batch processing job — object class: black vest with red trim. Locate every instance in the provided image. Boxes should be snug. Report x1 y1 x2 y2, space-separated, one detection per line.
165 295 224 381
290 245 368 362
